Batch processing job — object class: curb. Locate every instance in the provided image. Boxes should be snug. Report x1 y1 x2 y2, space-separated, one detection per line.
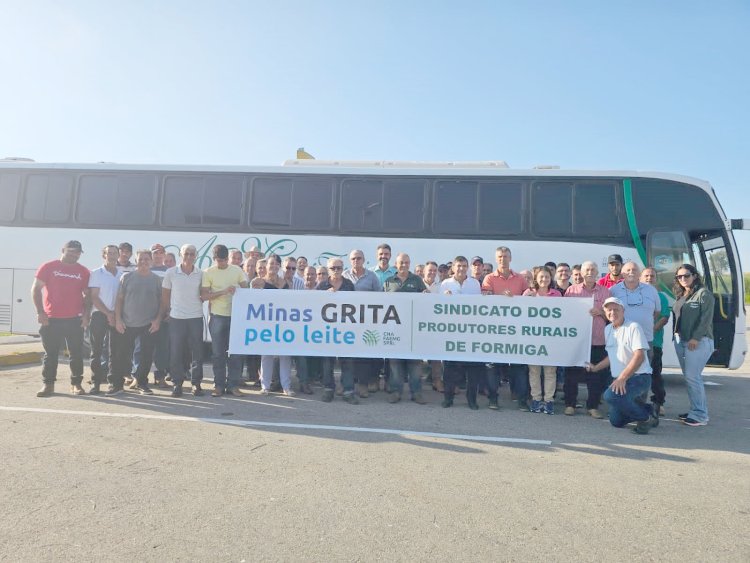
0 352 44 367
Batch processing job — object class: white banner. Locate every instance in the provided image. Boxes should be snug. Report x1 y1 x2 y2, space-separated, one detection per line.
228 290 593 365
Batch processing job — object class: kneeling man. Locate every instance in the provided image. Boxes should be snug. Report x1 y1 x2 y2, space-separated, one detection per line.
585 297 658 434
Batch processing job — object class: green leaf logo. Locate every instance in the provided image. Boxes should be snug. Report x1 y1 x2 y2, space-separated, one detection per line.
362 330 380 346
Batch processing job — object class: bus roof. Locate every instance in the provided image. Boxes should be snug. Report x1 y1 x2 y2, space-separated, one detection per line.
0 160 713 192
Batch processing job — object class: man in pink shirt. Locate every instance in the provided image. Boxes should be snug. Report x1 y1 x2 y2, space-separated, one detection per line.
564 260 611 418
481 246 530 410
31 241 91 397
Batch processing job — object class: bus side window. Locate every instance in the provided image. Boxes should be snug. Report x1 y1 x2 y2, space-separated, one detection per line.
0 173 21 222
22 173 73 223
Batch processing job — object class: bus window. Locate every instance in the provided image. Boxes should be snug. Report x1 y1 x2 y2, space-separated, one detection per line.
478 182 523 235
341 179 425 233
574 182 620 236
532 182 572 236
341 179 381 231
252 177 334 230
434 180 478 234
22 173 73 223
382 180 426 232
78 174 157 225
0 173 21 221
163 175 243 226
647 230 691 294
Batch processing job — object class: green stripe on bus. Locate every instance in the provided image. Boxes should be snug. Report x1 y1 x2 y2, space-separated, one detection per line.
624 178 674 297
623 178 648 264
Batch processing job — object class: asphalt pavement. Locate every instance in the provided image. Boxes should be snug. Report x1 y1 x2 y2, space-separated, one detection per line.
0 336 748 562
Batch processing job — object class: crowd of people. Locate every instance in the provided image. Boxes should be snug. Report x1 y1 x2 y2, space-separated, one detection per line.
31 240 715 434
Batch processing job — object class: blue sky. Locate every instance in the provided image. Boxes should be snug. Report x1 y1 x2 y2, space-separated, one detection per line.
2 1 749 266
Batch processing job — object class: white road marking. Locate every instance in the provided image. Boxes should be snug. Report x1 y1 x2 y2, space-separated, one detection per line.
0 405 552 445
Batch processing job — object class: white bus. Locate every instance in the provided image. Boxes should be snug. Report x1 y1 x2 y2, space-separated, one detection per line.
0 159 745 368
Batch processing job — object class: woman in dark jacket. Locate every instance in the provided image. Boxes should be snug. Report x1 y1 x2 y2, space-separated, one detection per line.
672 264 715 426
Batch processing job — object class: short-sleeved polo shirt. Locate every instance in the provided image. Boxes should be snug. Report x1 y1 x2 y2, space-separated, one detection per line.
162 265 203 319
481 269 528 296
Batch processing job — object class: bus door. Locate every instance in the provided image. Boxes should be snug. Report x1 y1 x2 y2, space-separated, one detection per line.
691 235 737 367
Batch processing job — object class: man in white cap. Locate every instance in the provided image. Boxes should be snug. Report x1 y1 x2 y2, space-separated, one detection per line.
585 297 658 434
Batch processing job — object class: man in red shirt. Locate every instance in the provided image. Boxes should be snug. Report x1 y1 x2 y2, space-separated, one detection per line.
481 246 530 410
31 241 91 397
597 254 624 288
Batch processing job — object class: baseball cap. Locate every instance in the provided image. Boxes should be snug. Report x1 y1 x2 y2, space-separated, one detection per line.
64 240 83 252
471 256 484 264
607 254 623 264
603 297 625 308
150 243 165 252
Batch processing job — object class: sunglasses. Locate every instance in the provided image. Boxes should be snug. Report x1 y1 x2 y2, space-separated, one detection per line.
675 273 693 280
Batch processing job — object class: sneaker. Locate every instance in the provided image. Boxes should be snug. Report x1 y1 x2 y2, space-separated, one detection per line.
651 405 660 428
387 392 401 404
343 392 359 405
36 383 55 397
441 398 453 408
678 413 689 420
171 386 183 398
468 402 479 411
70 384 86 396
412 392 426 405
301 383 314 395
544 401 554 415
682 417 707 427
106 385 124 396
658 405 666 416
138 385 154 395
89 384 102 395
322 389 334 402
633 416 653 435
228 387 244 397
488 399 499 410
191 385 204 397
530 400 543 413
260 389 270 396
283 389 296 397
518 401 530 412
587 408 604 419
564 406 575 416
127 379 140 390
211 387 223 397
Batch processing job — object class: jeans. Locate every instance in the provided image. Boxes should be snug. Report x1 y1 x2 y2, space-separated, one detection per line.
674 337 713 423
169 317 204 386
488 363 528 405
153 320 170 381
604 373 652 427
565 345 607 409
322 357 355 393
352 358 379 386
112 325 157 387
208 314 242 391
650 346 666 406
39 317 85 385
388 359 423 397
89 311 115 385
443 361 483 405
